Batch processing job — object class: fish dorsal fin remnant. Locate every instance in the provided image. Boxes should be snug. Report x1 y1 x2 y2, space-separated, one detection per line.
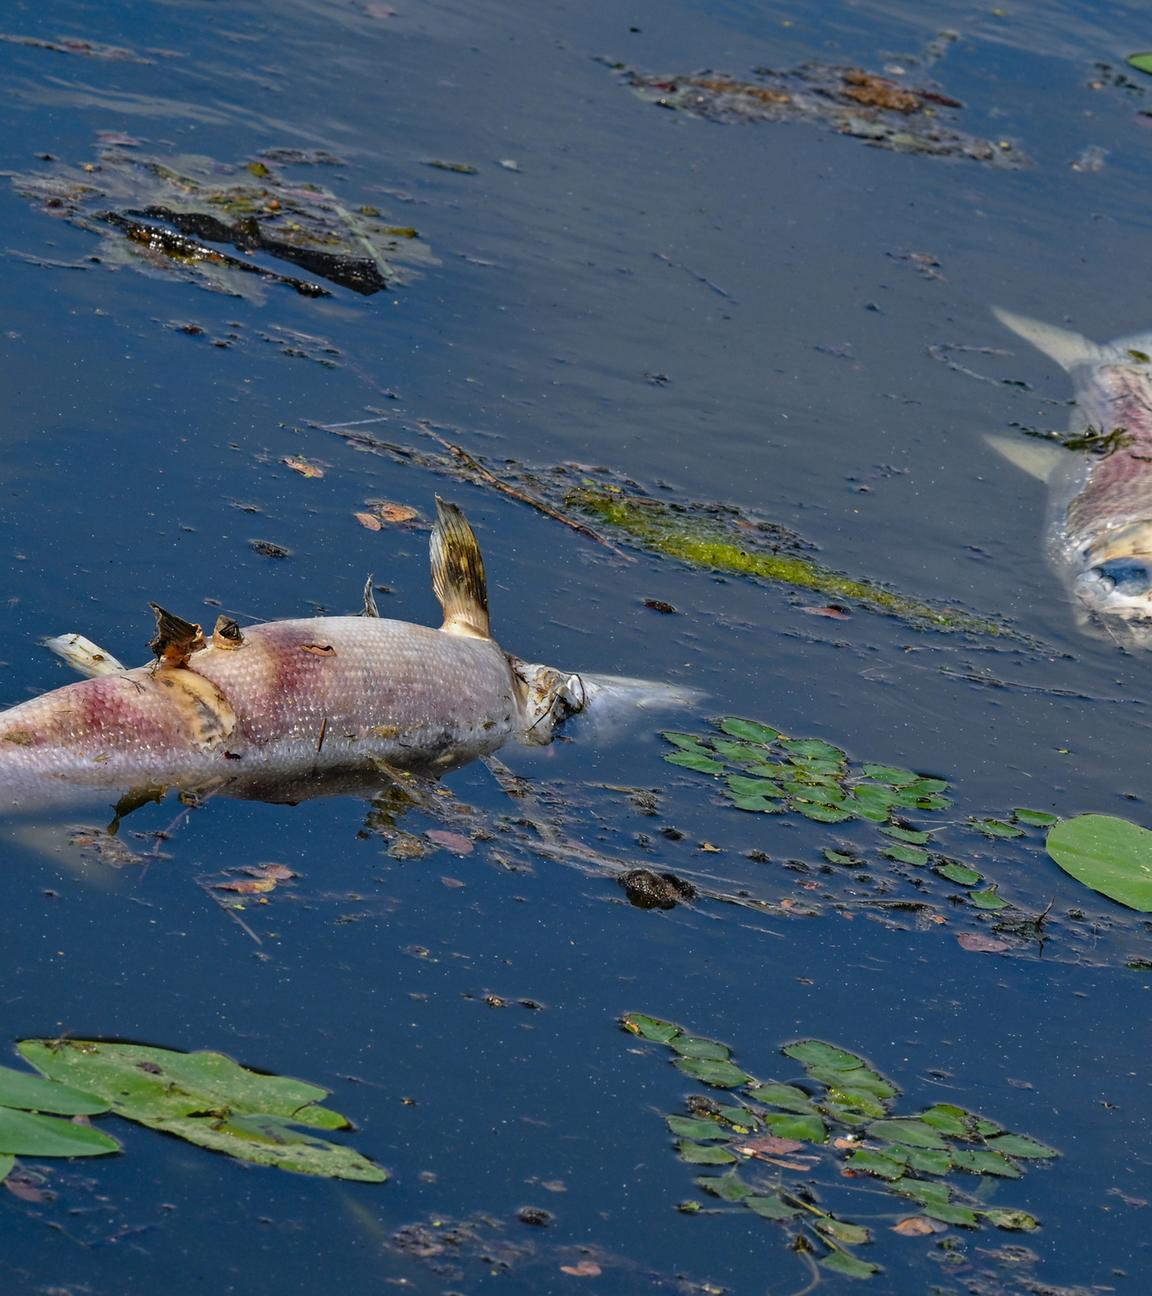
430 497 491 639
984 434 1066 482
148 604 206 668
992 307 1102 372
361 574 380 619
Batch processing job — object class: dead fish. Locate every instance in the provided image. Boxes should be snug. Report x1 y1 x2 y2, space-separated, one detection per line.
989 308 1152 641
0 499 695 811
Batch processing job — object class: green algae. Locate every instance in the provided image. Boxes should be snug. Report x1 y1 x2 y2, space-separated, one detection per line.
568 487 1009 635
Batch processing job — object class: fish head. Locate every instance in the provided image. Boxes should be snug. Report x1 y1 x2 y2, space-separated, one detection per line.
1074 527 1152 642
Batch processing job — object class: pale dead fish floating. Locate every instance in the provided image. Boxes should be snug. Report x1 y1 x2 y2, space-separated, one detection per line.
989 309 1152 646
3 500 697 812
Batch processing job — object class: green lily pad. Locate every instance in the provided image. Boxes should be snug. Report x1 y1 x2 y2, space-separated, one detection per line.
974 818 1024 839
719 718 781 743
819 1249 880 1279
815 1217 871 1246
662 732 713 753
935 861 983 886
749 1083 816 1113
762 1112 827 1143
923 1201 980 1227
797 803 853 823
0 1154 12 1181
677 1140 737 1165
728 793 786 813
980 1207 1040 1230
901 1146 953 1176
726 776 786 798
667 1115 728 1140
19 1040 386 1181
860 765 917 786
880 825 931 845
1128 52 1152 75
783 1040 865 1072
622 1014 681 1043
670 1036 731 1062
919 1104 971 1137
665 751 727 774
1013 808 1059 827
949 1148 1021 1178
674 1056 752 1088
882 844 929 866
0 1108 120 1158
897 1179 952 1207
845 1148 904 1180
985 1133 1059 1159
824 1086 889 1119
868 1119 948 1150
696 1172 749 1201
715 1103 756 1129
782 738 846 763
146 1113 387 1181
745 1193 800 1220
0 1065 109 1115
1046 814 1152 911
969 887 1010 911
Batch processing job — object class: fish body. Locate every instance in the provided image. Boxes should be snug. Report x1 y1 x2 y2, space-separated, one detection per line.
0 500 682 812
991 309 1152 638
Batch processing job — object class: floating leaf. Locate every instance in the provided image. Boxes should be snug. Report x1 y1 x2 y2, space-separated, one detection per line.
845 1148 904 1180
1127 52 1152 75
662 732 713 753
880 825 931 845
969 887 1010 911
816 1218 871 1246
782 738 846 763
1045 814 1152 911
922 1201 979 1227
783 1040 866 1073
745 1193 800 1220
664 751 728 774
897 1179 952 1207
696 1173 749 1201
0 1108 120 1158
901 1146 953 1176
670 1037 730 1061
0 1154 12 1181
667 1115 727 1140
621 1013 681 1043
882 844 929 866
677 1140 737 1165
985 1133 1059 1159
749 1083 816 1113
868 1119 948 1150
718 717 781 743
797 803 852 823
935 861 982 886
1013 808 1058 827
0 1066 108 1115
19 1040 386 1181
715 1103 755 1127
861 765 917 786
728 793 786 813
949 1148 1021 1178
726 775 786 797
819 1250 880 1279
674 1057 752 1088
974 818 1024 839
762 1113 826 1143
980 1207 1040 1230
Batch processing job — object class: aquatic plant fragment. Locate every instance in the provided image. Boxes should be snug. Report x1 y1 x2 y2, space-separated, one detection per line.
19 1040 388 1181
613 60 1024 167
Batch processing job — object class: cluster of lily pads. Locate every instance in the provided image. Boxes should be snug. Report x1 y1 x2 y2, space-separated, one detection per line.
662 717 1057 912
622 1013 1058 1280
0 1040 387 1184
663 716 1152 920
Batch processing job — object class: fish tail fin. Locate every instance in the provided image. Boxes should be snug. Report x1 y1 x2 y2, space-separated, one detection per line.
992 306 1101 371
431 497 491 639
984 433 1066 482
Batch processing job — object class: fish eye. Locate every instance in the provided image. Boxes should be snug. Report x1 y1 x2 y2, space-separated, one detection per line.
1092 558 1152 593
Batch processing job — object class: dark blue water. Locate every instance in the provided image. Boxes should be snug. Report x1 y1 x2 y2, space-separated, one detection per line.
2 0 1152 1291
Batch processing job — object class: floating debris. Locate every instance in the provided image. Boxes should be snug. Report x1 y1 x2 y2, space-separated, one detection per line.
614 60 1024 166
7 144 437 300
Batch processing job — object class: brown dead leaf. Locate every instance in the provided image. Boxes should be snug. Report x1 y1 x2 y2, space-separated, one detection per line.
371 501 420 524
892 1216 947 1236
737 1134 804 1157
801 603 851 619
698 842 720 853
354 511 382 531
441 876 466 888
560 1262 601 1278
283 456 325 478
213 877 276 895
957 932 1011 953
256 863 298 880
426 830 474 855
4 1172 50 1203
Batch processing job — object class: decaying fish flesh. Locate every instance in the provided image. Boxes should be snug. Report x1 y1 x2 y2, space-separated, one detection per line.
989 308 1152 641
0 500 693 811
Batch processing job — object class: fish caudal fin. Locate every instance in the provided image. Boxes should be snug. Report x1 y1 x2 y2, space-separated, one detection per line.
431 498 491 639
984 433 1065 483
992 306 1102 371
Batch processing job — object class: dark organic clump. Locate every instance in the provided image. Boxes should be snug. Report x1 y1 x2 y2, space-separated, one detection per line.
618 869 697 910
